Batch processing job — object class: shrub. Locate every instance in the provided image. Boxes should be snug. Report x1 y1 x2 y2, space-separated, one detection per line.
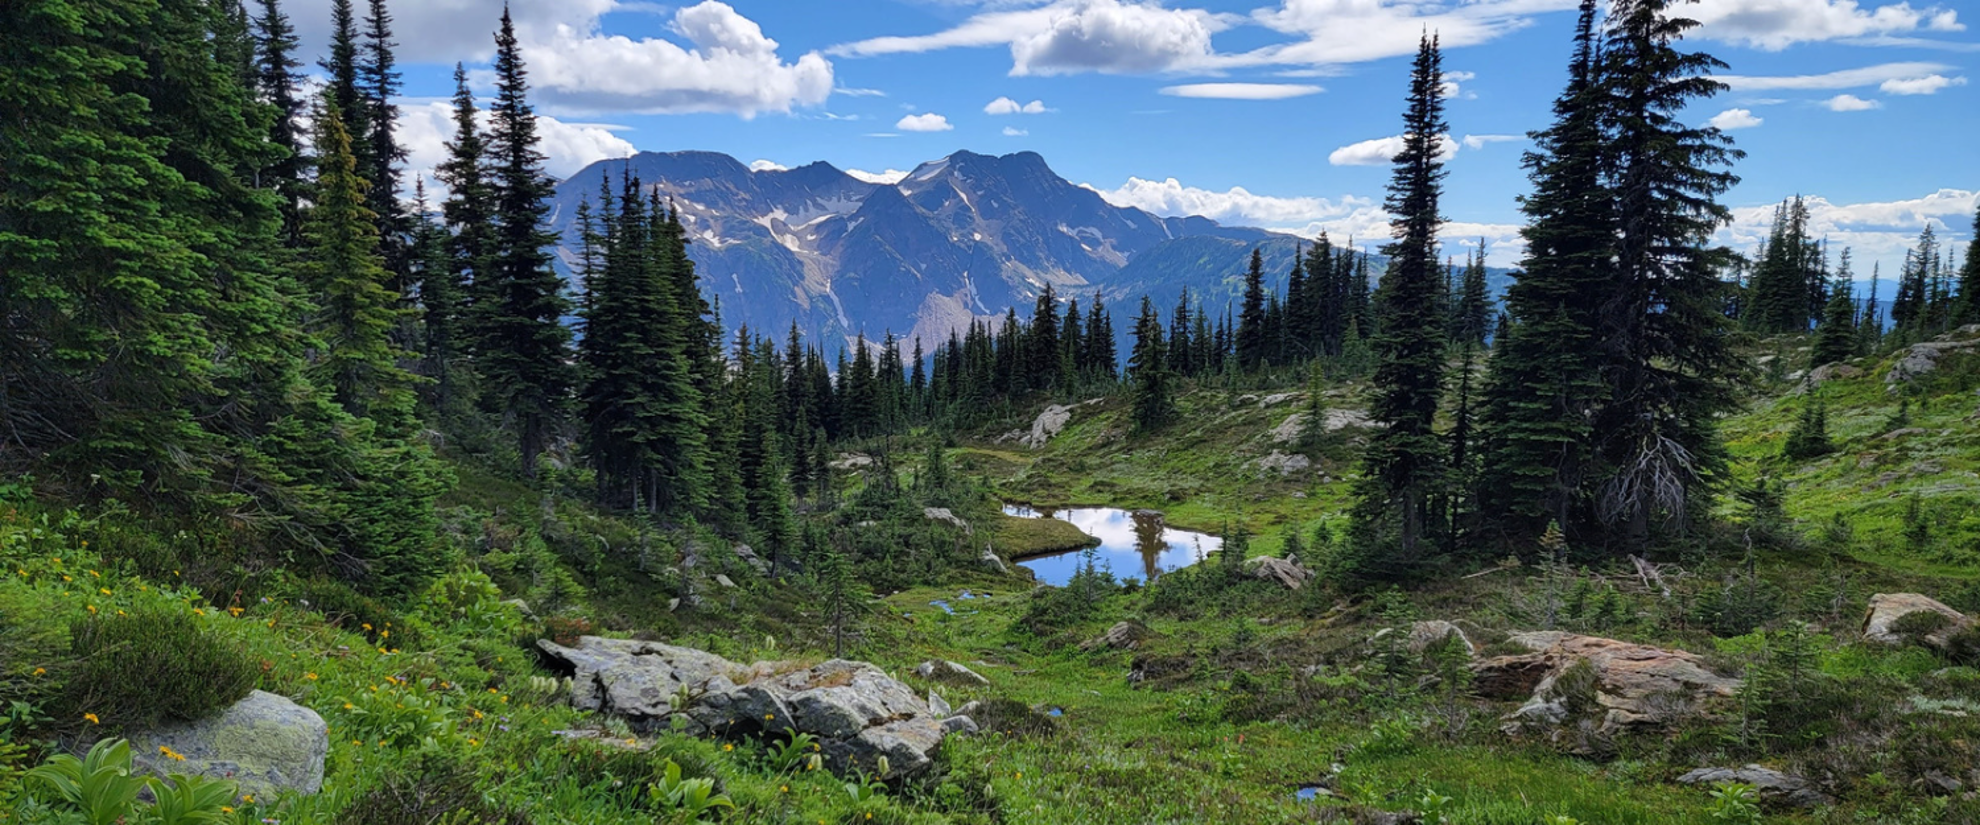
59 607 257 730
337 751 529 825
289 576 426 650
966 698 1059 738
542 615 594 647
1890 609 1954 642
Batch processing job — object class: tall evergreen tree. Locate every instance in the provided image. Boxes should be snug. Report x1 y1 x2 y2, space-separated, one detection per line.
1127 298 1175 432
1744 197 1818 334
251 0 308 244
1477 0 1614 544
1454 248 1492 347
1592 0 1743 548
436 64 494 357
1810 249 1858 368
1083 294 1117 380
1352 33 1451 569
319 0 373 191
359 0 408 285
1168 287 1195 376
1029 284 1060 391
1236 248 1269 370
305 102 414 426
1956 204 1980 325
411 178 465 412
480 9 575 478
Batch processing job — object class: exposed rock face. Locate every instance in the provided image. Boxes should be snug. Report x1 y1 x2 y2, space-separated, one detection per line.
1081 620 1157 651
126 690 327 796
1885 336 1979 384
1807 362 1862 384
1244 556 1314 590
537 637 968 778
1405 621 1474 656
1862 593 1973 649
924 507 972 534
1022 404 1076 449
1677 765 1832 808
914 659 991 687
1481 632 1739 739
1254 451 1312 475
1270 409 1373 443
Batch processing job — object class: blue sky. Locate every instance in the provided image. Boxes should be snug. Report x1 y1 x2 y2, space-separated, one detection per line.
289 0 1975 275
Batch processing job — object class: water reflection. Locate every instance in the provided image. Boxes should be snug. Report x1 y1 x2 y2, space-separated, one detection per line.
1002 504 1221 586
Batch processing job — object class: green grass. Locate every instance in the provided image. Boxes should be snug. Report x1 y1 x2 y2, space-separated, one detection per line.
988 513 1099 559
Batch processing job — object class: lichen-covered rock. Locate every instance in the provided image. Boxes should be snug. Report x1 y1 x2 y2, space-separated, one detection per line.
1243 555 1313 590
1405 620 1474 656
914 659 990 687
126 690 326 797
538 638 958 779
924 507 972 534
1081 620 1157 651
1253 451 1312 476
1022 404 1075 449
1862 592 1973 649
1677 765 1832 808
1490 632 1739 738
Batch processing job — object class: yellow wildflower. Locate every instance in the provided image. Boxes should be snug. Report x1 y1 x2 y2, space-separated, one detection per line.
227 606 244 617
192 608 204 616
85 605 96 615
88 570 99 577
221 807 233 815
83 713 99 725
159 746 186 761
380 630 388 639
98 588 111 596
362 623 372 631
241 795 254 804
305 672 318 681
722 743 734 752
32 668 45 677
61 575 71 582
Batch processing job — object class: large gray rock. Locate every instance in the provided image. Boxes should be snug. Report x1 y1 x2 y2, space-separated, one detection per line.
538 638 956 779
1253 451 1312 476
126 690 326 797
1677 765 1832 808
1862 593 1973 649
1080 620 1157 651
1487 632 1739 740
1885 332 1980 385
924 507 972 534
1243 555 1313 590
914 659 990 687
1022 404 1076 449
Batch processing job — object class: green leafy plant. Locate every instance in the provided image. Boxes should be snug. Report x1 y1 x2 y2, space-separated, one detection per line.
1707 781 1761 824
148 771 243 825
648 758 734 824
1416 789 1454 824
61 607 258 730
764 727 821 774
24 738 148 825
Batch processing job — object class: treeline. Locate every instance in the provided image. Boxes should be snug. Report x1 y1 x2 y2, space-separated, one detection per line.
1738 195 1980 357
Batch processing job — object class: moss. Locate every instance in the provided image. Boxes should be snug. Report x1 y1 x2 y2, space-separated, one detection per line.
988 513 1098 559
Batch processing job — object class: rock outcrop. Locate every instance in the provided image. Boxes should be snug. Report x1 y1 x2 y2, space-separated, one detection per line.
1022 404 1076 449
126 690 327 796
1253 451 1313 476
1862 592 1973 649
1244 555 1314 590
1081 620 1157 651
924 507 972 533
1476 632 1739 741
1676 765 1832 808
1885 329 1980 385
537 637 972 778
914 659 991 687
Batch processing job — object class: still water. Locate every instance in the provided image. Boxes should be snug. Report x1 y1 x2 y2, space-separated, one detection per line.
1001 504 1221 586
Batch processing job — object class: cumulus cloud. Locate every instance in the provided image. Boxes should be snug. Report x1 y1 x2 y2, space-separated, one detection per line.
985 96 1052 114
398 101 634 191
749 159 789 172
520 2 834 117
1708 108 1764 129
1095 176 1369 225
1159 82 1322 99
897 113 955 132
284 0 615 64
1880 74 1967 94
1824 93 1883 110
1328 134 1460 166
832 0 1228 76
1720 61 1953 90
846 168 910 185
1688 0 1964 50
1461 134 1522 150
1004 126 1030 136
1239 0 1556 69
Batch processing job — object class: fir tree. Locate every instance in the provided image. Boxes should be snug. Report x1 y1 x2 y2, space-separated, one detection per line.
358 0 408 285
1236 248 1269 370
1029 284 1060 391
1780 388 1832 461
1745 197 1818 334
437 64 495 360
319 0 373 193
1454 248 1492 347
1168 287 1195 376
304 102 415 426
411 178 466 413
480 9 575 478
1592 0 1744 549
1956 204 1980 325
1352 33 1451 568
1084 294 1117 380
1810 249 1858 368
1128 297 1175 432
250 0 308 243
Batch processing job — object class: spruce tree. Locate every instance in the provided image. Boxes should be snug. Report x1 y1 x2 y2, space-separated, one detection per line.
1810 249 1858 368
305 102 414 426
1352 33 1450 568
1956 204 1980 325
319 0 373 191
1454 248 1492 347
359 0 408 285
437 64 495 358
251 0 308 244
1169 287 1195 376
1592 0 1744 548
1236 248 1269 370
481 9 575 478
1477 0 1615 543
1084 294 1117 380
1029 284 1060 391
1128 297 1175 432
1745 197 1817 334
411 178 465 412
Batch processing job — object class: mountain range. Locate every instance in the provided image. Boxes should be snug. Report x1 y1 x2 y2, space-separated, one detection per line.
547 149 1333 352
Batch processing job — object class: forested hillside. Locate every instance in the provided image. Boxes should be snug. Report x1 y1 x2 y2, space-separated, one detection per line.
3 0 1978 824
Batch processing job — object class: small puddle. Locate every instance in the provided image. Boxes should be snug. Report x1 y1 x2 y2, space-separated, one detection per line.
929 600 954 615
1294 785 1326 801
1002 504 1221 586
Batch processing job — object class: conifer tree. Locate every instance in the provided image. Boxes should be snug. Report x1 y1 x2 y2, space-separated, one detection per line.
1352 33 1451 567
1029 284 1060 391
1084 294 1117 380
1128 297 1175 432
320 0 373 191
437 64 495 359
1810 249 1858 368
1956 205 1980 325
411 178 466 412
1455 248 1492 347
1478 0 1614 543
359 0 408 284
1745 197 1818 333
480 9 575 478
1236 248 1269 370
1169 287 1195 376
1592 0 1743 548
305 102 414 426
251 0 308 243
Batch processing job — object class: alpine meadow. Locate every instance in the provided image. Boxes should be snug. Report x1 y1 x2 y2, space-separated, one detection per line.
8 0 1980 824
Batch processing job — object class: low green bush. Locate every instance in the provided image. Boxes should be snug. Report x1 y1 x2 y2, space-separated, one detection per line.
289 575 426 650
58 606 258 730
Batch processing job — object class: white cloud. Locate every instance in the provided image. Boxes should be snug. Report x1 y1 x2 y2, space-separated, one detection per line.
1240 0 1561 69
846 168 910 185
1461 133 1522 150
831 0 1228 76
1328 134 1460 166
1720 61 1953 90
985 96 1052 114
1440 70 1477 99
285 0 615 64
521 2 833 117
896 113 955 132
1880 74 1967 94
1689 0 1964 50
398 101 634 192
749 159 789 172
834 86 888 97
1708 108 1764 129
1003 126 1030 136
1824 93 1883 110
1159 82 1322 99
